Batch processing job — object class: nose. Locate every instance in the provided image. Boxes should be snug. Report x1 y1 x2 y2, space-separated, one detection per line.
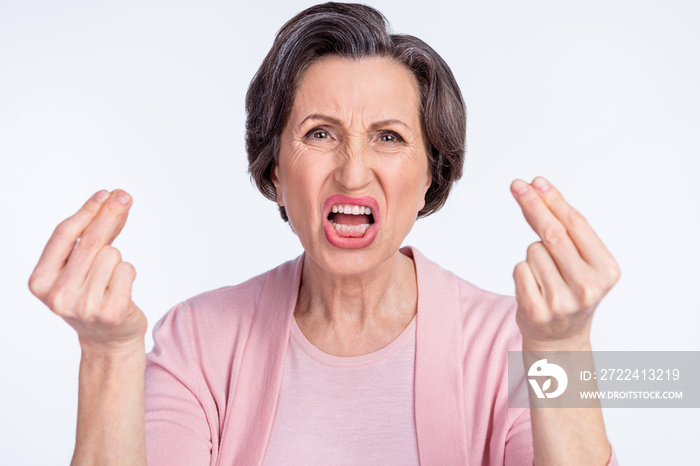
333 141 373 191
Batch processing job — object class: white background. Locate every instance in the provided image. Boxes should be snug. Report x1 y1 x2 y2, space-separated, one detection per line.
1 0 698 464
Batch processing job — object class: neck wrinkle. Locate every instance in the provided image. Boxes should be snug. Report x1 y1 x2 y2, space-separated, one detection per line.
298 249 416 322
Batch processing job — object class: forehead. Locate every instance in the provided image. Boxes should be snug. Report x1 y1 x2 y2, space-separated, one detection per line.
290 56 421 123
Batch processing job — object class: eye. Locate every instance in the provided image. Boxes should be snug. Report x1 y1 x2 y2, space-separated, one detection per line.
378 131 404 143
305 127 331 140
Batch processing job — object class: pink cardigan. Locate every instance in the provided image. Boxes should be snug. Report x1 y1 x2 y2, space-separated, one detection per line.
145 247 616 465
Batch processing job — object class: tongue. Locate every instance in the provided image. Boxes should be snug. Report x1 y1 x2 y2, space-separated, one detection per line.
331 213 370 225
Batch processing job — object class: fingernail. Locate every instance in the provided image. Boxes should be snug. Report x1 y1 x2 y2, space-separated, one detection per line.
93 190 109 203
115 192 130 205
512 180 529 196
533 177 551 193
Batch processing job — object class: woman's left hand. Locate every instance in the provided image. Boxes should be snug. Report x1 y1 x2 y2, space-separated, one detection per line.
510 176 620 350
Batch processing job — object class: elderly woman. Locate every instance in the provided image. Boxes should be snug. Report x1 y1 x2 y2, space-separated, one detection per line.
29 2 620 465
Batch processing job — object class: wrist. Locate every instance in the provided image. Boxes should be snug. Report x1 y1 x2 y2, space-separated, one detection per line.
522 334 592 352
79 337 145 360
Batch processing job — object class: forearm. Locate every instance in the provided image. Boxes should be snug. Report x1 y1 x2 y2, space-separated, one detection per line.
71 340 147 466
523 338 611 466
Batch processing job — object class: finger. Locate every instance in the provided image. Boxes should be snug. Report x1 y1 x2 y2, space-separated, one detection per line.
29 190 110 299
103 261 137 323
511 179 589 280
513 261 548 325
81 246 122 320
526 241 572 309
530 176 615 269
54 190 133 292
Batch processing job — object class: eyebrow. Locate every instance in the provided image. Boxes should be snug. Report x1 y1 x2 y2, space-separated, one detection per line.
298 113 411 131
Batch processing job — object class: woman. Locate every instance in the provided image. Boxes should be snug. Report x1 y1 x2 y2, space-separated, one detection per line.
29 3 619 465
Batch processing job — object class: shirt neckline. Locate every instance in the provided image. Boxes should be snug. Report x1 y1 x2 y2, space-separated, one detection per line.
290 315 417 368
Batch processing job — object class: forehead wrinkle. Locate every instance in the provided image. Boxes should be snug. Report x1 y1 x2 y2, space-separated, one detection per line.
291 57 422 135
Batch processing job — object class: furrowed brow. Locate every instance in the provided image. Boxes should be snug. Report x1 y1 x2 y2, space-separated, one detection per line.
368 119 411 131
298 113 343 129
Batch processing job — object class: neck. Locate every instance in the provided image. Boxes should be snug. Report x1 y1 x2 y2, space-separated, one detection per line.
294 249 418 356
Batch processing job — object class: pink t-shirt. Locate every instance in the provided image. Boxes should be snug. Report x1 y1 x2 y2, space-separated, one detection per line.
263 317 419 465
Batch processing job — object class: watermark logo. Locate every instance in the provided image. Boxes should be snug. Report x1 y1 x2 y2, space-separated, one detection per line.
528 359 568 399
509 351 699 408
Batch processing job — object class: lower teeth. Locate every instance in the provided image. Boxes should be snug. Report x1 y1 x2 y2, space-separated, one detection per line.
330 221 371 236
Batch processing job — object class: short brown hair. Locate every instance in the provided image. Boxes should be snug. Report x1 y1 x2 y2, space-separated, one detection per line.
246 2 466 221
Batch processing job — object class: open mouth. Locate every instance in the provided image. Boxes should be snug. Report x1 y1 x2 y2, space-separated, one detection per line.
322 195 380 248
327 204 375 238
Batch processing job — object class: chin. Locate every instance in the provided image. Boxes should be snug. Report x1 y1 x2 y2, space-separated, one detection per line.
304 239 400 278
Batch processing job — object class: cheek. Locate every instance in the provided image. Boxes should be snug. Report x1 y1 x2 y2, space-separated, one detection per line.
277 147 331 217
402 157 432 208
275 144 307 204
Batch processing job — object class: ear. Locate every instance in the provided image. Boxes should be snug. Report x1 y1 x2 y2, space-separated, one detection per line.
271 163 284 207
420 169 432 211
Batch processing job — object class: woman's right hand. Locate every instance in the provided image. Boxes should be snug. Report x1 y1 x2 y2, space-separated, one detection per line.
29 189 147 352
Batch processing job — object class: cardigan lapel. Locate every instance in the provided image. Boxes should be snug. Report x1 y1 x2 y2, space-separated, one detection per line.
406 246 470 465
218 253 304 466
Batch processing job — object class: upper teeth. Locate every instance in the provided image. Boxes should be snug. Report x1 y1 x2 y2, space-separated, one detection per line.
331 204 372 215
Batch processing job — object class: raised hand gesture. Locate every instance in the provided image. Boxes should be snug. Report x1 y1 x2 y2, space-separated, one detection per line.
29 189 148 464
28 189 146 351
510 176 620 350
510 176 619 465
